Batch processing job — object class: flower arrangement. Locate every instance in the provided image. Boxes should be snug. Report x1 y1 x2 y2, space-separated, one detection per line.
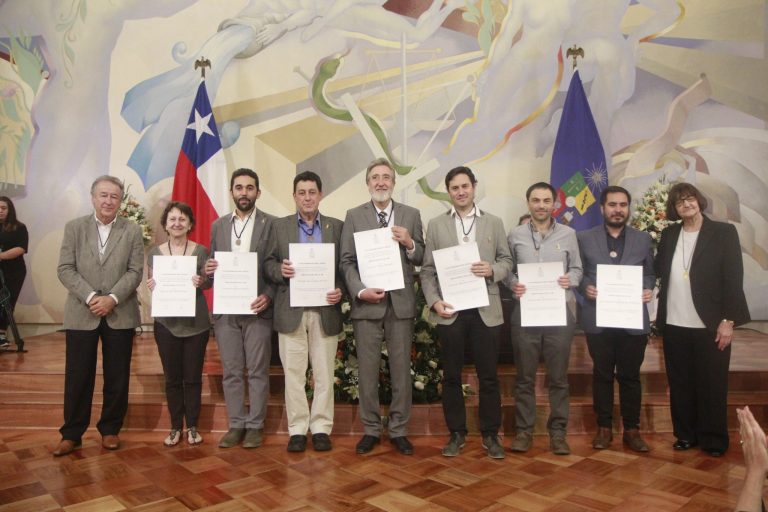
119 188 153 246
329 279 444 404
630 177 678 248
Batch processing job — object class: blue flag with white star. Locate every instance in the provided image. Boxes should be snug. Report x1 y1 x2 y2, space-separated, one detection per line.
550 70 606 231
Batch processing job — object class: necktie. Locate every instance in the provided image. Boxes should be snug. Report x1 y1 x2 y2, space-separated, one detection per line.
378 211 388 228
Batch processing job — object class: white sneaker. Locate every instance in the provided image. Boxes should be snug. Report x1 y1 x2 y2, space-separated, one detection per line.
187 427 203 445
163 429 181 447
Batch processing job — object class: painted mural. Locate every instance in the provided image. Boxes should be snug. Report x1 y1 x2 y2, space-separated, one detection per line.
0 0 766 324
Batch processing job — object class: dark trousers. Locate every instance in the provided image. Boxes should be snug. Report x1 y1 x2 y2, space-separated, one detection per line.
60 318 134 441
0 267 25 331
154 322 210 430
663 324 731 452
586 330 648 429
437 309 501 436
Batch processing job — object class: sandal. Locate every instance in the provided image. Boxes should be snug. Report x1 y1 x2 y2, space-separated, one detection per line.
187 427 203 445
163 429 182 447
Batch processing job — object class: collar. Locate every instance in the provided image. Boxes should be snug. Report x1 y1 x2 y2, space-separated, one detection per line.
604 224 626 239
231 208 256 222
297 211 321 226
372 200 393 217
94 213 117 227
450 204 482 218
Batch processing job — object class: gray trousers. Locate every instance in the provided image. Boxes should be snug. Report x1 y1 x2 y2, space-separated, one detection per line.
511 309 575 435
353 302 413 438
214 314 273 429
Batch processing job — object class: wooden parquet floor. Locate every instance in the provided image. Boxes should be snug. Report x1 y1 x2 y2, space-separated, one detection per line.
0 429 763 511
1 329 767 510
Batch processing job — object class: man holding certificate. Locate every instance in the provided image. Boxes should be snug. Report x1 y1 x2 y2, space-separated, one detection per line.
264 171 344 453
507 182 582 455
421 167 513 459
577 186 655 452
340 158 424 455
204 168 276 449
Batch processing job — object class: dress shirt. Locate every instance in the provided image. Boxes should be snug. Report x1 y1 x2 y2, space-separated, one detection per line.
297 212 323 244
451 205 481 246
230 209 256 253
87 213 119 305
605 226 626 263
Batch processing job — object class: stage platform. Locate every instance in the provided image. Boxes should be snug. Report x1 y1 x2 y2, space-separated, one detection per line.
1 329 766 435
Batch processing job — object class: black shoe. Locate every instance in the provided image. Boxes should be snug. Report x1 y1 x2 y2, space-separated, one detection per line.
355 435 380 454
672 439 698 451
390 436 413 455
312 433 332 452
287 435 307 452
703 447 725 457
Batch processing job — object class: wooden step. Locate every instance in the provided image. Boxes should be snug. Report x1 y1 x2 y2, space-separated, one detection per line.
2 330 766 435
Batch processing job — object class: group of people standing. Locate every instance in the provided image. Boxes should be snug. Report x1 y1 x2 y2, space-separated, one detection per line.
50 159 750 462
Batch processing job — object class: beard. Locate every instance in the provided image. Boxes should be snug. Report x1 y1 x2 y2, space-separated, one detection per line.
605 216 627 229
236 197 254 212
371 189 392 204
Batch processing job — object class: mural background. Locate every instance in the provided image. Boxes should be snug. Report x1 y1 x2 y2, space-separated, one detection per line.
0 0 766 326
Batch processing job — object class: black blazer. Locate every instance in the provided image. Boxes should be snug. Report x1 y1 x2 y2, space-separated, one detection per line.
654 215 750 332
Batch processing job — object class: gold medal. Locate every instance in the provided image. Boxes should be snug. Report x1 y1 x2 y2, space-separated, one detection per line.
683 270 688 279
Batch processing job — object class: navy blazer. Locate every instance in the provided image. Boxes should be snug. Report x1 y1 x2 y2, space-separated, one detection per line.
577 224 655 335
654 215 750 332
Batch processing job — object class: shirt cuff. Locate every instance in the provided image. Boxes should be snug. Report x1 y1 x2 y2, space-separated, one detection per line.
109 294 119 305
357 288 366 299
86 291 96 305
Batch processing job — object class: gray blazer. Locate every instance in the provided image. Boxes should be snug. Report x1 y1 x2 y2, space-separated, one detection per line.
57 214 144 330
209 209 276 319
340 200 424 320
421 210 513 326
577 224 655 335
264 214 345 336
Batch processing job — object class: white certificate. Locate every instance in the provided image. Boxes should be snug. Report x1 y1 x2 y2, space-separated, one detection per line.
289 243 335 307
353 227 404 291
518 261 566 327
213 251 259 315
151 255 197 317
432 242 489 312
596 264 643 329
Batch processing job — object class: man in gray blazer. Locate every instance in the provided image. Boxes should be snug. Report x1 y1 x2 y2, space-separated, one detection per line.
340 158 424 455
421 167 513 459
53 175 144 456
204 168 275 449
264 171 344 453
577 185 655 452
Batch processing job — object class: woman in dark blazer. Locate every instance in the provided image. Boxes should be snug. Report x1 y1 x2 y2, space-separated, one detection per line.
655 182 750 457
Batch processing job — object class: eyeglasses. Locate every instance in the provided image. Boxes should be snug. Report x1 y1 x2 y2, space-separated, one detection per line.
674 197 697 207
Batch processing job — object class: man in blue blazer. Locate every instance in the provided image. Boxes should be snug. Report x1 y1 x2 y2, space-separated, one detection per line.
340 158 424 455
577 186 655 452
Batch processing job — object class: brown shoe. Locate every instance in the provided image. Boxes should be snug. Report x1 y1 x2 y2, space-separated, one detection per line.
622 429 650 453
52 439 81 457
592 427 613 449
102 434 120 450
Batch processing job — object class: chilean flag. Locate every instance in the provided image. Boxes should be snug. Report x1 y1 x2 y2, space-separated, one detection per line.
171 80 229 248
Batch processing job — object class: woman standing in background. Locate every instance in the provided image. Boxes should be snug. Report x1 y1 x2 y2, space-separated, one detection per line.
0 197 28 349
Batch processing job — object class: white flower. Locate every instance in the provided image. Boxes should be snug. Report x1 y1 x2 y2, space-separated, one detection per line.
414 380 425 390
428 360 438 369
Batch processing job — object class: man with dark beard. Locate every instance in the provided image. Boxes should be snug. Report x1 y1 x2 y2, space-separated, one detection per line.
205 168 276 449
577 186 655 452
